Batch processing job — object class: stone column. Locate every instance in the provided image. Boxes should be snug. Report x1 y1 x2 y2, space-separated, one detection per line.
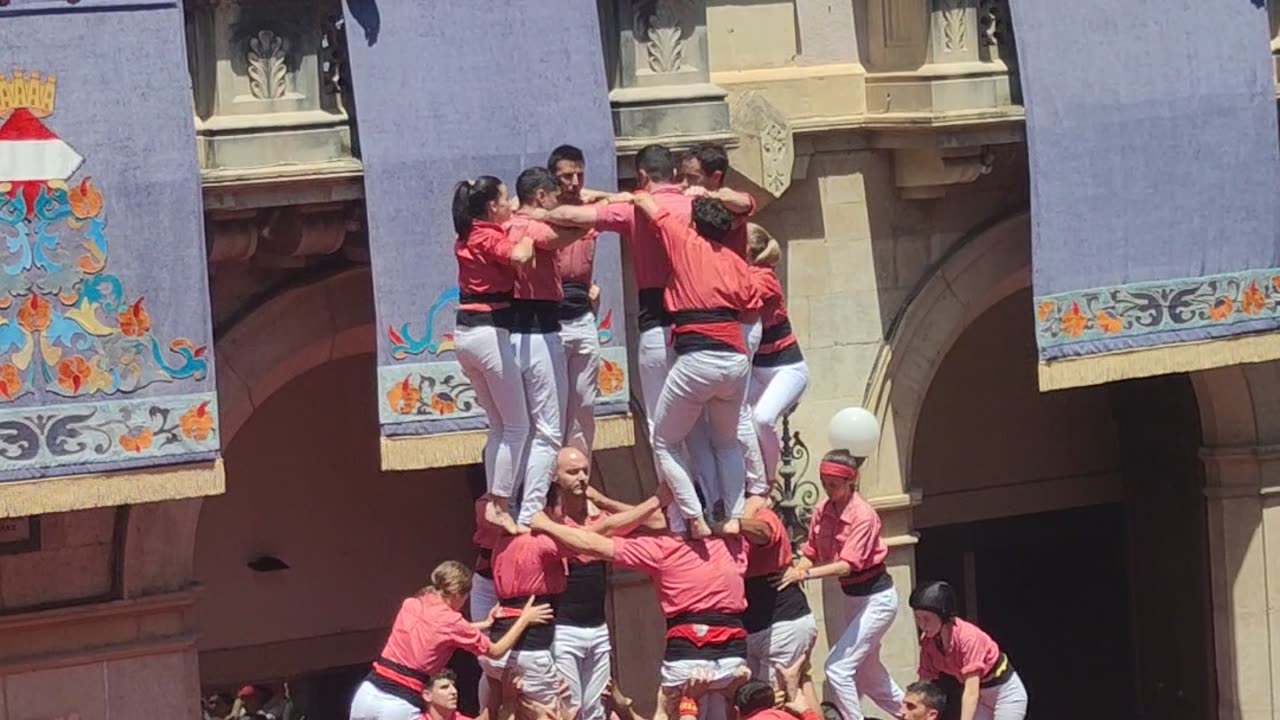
1269 1 1280 90
1200 443 1280 720
598 0 733 148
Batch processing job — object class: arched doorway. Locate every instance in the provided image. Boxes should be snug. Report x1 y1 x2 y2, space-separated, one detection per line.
910 289 1215 719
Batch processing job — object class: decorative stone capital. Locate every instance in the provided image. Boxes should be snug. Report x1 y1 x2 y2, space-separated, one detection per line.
727 91 794 201
206 209 262 263
258 203 350 260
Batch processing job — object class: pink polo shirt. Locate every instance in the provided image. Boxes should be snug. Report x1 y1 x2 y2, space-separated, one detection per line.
722 192 757 258
455 221 516 312
918 617 1003 681
376 593 490 676
492 532 567 601
593 184 689 290
610 534 748 617
555 230 598 286
559 506 611 563
508 214 563 302
745 507 793 578
801 493 887 574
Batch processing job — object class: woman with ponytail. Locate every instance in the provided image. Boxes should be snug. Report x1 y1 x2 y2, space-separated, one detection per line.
777 450 904 720
452 176 536 535
350 560 553 720
743 224 808 503
909 581 1027 720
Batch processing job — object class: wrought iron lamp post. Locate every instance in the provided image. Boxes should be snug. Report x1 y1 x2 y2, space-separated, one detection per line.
770 408 820 557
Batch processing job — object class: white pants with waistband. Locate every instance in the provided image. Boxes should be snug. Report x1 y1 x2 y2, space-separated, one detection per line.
689 322 766 509
553 623 612 720
560 311 599 456
654 350 750 532
661 657 747 720
455 325 530 503
748 361 809 488
824 586 905 720
479 647 561 705
469 573 500 703
974 672 1028 720
512 331 568 526
349 680 418 720
746 613 818 682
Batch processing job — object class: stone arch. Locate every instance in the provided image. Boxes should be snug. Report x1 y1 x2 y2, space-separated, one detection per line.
119 267 375 596
861 211 1263 496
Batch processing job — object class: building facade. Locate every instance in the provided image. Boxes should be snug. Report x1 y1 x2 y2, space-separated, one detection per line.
2 2 1280 719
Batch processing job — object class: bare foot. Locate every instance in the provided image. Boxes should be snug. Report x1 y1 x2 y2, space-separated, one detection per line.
712 518 741 536
485 500 520 536
689 517 713 539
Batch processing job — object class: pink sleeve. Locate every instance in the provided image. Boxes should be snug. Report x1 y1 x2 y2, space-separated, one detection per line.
957 629 993 677
732 192 757 224
736 262 763 312
612 536 660 573
449 613 491 656
475 230 515 266
800 508 821 562
837 513 887 572
648 208 690 257
594 202 636 236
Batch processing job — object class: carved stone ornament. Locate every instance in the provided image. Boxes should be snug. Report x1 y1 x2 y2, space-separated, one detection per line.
729 91 795 200
941 0 967 52
247 30 289 99
320 14 348 96
635 0 693 74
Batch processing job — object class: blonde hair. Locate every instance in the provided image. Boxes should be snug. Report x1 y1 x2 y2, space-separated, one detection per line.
746 223 781 267
418 560 473 598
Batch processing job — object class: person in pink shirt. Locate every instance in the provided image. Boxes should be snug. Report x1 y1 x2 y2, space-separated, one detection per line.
350 561 552 720
506 166 590 529
777 450 904 720
547 145 603 460
529 504 752 720
452 176 536 536
417 670 473 720
909 581 1027 720
545 447 665 720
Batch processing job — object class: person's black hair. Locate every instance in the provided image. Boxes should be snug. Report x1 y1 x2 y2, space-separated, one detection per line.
905 681 948 713
516 166 558 204
691 197 733 242
687 143 729 178
452 175 503 236
909 580 960 621
635 144 676 182
548 144 585 171
732 680 775 717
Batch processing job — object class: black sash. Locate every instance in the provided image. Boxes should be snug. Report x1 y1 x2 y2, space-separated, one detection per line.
742 572 811 633
560 281 592 321
555 560 608 628
491 595 557 651
663 611 748 662
637 288 673 332
510 299 562 333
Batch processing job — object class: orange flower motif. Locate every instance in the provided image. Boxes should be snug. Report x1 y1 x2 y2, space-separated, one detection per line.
1059 301 1087 338
430 392 457 415
1272 275 1280 292
1210 297 1234 321
118 297 151 337
0 363 21 401
1036 300 1056 322
1241 281 1267 316
16 294 50 332
597 358 625 395
67 177 104 220
1095 310 1123 334
56 355 91 394
386 376 421 415
180 401 215 441
119 427 153 453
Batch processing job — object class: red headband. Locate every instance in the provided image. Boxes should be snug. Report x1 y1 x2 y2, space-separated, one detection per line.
820 460 858 480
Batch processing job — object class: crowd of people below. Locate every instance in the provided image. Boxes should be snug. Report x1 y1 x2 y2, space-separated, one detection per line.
348 141 1029 720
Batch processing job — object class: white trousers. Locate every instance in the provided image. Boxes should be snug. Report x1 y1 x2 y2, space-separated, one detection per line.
553 623 612 720
513 331 568 526
349 681 418 720
660 657 746 720
748 361 809 488
455 325 529 502
470 574 498 623
975 672 1028 720
653 350 750 532
689 322 766 506
637 325 675 439
560 312 600 457
824 587 905 720
746 613 818 682
480 647 561 705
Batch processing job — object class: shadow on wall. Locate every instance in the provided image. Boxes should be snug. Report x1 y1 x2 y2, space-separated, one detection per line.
344 0 380 45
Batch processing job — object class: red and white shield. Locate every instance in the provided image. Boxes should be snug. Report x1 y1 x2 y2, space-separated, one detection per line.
0 108 84 184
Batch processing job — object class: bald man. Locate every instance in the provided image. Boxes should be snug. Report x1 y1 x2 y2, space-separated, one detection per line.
545 447 664 720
